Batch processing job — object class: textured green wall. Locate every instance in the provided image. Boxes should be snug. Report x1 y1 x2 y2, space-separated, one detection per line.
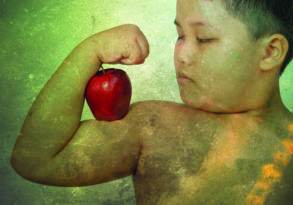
0 0 292 204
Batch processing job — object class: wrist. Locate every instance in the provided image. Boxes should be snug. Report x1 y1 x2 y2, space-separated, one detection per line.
66 37 102 77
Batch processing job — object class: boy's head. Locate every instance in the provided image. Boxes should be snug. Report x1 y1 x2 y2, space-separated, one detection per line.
174 0 292 113
221 0 293 75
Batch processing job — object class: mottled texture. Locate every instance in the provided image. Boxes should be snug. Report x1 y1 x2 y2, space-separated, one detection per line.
0 0 292 204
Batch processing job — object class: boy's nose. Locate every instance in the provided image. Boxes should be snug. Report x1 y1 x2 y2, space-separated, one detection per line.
175 44 195 67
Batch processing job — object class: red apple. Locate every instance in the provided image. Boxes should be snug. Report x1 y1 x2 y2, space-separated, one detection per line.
85 68 132 121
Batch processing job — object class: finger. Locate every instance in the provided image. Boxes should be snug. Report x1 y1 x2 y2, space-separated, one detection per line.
134 38 146 63
121 44 144 65
136 34 150 59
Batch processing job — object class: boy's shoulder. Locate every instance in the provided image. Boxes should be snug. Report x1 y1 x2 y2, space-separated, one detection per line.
134 100 218 143
134 100 214 129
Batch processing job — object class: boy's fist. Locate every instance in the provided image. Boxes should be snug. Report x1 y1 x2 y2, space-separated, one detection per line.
86 24 150 65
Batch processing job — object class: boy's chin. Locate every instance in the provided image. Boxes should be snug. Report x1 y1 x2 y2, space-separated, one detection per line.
181 95 238 114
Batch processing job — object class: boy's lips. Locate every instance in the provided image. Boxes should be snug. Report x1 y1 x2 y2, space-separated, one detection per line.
177 72 193 80
177 72 193 85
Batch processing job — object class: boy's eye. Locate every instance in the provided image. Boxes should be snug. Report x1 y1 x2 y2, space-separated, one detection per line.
176 36 213 43
196 37 213 43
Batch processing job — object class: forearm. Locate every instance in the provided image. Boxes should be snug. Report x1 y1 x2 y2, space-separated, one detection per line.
11 38 101 170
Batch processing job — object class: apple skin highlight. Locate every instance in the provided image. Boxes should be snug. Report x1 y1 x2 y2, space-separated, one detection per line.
85 68 132 121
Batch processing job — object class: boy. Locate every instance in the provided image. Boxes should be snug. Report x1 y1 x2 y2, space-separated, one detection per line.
11 0 293 204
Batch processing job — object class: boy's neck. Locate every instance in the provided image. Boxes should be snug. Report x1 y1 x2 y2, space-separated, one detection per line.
218 81 293 132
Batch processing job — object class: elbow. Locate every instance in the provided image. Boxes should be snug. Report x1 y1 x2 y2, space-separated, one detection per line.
10 153 31 180
10 151 41 183
10 149 23 176
10 151 58 186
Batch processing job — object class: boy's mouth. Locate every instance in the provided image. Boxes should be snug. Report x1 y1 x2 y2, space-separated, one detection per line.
177 72 193 85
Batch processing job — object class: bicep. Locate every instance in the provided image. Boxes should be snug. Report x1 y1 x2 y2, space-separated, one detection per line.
32 102 149 187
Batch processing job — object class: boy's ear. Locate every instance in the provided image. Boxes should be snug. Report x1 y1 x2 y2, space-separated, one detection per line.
259 34 289 72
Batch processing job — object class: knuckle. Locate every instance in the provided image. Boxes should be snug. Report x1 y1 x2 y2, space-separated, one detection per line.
128 52 142 64
134 53 145 64
133 57 144 64
126 24 141 35
132 52 140 60
139 42 149 58
125 23 140 30
143 50 149 59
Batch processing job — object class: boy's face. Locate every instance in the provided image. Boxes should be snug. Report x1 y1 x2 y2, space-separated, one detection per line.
174 0 264 113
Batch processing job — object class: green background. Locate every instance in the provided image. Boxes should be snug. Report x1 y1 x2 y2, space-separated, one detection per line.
1 0 292 204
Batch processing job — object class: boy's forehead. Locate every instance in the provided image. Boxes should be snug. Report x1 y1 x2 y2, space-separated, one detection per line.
177 0 226 17
177 0 221 10
176 0 233 31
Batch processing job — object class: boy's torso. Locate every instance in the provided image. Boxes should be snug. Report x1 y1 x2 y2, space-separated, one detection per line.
132 101 293 205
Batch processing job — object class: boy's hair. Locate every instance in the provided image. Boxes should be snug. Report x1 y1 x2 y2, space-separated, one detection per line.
221 0 293 76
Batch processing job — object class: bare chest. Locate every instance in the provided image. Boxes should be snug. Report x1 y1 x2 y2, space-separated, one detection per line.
132 120 293 205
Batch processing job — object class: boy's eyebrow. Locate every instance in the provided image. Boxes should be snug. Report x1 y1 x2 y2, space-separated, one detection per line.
174 19 212 28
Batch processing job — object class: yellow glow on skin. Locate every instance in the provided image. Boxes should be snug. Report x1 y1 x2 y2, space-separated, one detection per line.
246 166 280 205
273 151 290 166
288 124 293 133
262 164 282 180
246 138 293 205
282 139 293 154
254 181 272 191
246 195 265 205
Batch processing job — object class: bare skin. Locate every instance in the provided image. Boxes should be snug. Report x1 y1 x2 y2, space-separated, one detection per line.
10 0 293 205
133 97 293 205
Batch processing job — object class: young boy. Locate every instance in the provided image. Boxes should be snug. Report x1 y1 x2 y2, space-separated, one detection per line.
11 0 293 204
